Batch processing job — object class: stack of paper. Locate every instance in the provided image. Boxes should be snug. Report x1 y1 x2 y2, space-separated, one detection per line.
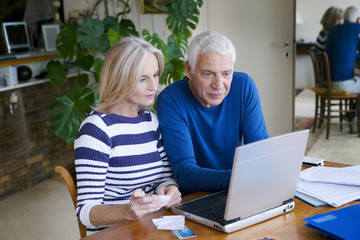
303 204 360 240
296 165 360 207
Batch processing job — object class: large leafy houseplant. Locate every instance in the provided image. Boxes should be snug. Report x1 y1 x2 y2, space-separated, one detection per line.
47 0 203 144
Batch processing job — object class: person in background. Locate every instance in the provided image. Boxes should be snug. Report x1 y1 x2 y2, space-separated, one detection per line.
326 6 360 94
74 37 181 235
314 6 344 53
157 31 269 196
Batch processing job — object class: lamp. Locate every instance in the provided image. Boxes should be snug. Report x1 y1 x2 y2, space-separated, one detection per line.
52 0 64 25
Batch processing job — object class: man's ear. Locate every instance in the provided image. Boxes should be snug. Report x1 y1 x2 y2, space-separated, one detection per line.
185 60 192 79
357 17 360 23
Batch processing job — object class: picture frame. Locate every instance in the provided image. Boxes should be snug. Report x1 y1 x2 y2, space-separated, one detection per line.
41 24 60 52
141 0 171 14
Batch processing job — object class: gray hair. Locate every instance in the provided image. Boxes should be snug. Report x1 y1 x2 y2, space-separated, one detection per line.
187 31 236 73
344 6 359 23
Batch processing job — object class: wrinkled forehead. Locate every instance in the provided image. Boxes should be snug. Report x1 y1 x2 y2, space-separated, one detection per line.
195 52 234 71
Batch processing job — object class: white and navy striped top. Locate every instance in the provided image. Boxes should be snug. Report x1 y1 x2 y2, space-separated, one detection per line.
74 109 177 234
315 31 327 52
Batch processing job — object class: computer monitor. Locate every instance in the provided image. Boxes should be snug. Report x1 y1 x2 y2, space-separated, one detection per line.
2 22 31 54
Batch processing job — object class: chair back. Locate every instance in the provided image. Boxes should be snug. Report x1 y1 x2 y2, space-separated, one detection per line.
308 47 333 96
55 164 87 238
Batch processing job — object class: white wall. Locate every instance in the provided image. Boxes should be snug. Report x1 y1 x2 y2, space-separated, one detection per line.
296 0 360 88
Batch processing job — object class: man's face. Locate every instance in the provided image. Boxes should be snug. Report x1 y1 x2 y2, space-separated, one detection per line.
186 52 233 108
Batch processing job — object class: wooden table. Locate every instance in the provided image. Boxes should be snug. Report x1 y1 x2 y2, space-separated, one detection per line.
82 162 358 240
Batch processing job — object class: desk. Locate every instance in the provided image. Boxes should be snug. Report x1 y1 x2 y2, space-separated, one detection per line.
82 162 358 240
296 42 315 55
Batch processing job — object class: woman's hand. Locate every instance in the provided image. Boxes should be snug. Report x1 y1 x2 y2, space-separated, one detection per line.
156 185 182 209
127 189 165 220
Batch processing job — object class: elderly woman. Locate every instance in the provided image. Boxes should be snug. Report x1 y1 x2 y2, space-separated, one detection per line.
314 6 344 52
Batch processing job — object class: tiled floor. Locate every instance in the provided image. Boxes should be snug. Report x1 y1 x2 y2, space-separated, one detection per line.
0 88 359 240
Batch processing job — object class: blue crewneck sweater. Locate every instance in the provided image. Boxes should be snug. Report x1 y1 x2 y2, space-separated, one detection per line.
326 22 360 81
157 72 269 195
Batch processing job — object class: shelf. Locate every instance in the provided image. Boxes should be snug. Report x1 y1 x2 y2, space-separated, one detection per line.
0 72 78 93
0 52 58 68
0 51 62 92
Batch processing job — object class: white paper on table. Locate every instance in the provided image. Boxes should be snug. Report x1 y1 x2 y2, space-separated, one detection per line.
152 215 185 230
296 179 360 207
300 165 360 186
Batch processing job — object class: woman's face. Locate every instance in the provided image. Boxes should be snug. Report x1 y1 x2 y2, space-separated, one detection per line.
122 53 159 115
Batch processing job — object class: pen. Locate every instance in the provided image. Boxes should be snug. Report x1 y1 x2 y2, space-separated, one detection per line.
130 185 149 211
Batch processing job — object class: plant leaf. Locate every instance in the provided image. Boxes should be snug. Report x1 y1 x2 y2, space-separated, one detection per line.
103 16 118 32
47 60 67 86
108 28 122 47
78 54 95 71
77 19 109 53
93 58 104 82
49 86 94 143
166 0 203 38
56 25 78 60
78 73 89 87
119 19 139 37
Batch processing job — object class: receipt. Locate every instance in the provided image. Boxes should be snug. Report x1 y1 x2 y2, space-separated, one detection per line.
152 215 185 230
159 195 171 206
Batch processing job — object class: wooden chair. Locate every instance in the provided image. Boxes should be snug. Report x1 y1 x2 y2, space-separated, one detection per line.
55 164 87 238
308 48 360 139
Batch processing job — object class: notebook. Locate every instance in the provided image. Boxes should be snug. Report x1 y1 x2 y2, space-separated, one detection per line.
171 129 309 233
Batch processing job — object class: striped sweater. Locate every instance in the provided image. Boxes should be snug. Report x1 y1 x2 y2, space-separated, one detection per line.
74 109 177 234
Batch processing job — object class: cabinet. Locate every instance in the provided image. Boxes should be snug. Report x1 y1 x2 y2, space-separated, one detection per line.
0 52 59 92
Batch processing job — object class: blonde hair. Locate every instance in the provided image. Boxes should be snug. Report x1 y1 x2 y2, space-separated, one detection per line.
93 37 164 113
321 7 344 32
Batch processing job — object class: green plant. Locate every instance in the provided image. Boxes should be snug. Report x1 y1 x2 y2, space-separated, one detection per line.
47 0 203 144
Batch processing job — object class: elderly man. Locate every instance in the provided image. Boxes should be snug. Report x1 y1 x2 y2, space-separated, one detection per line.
326 6 360 94
157 31 269 195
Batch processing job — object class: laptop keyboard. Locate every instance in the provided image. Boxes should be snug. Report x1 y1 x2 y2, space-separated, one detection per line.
194 202 226 221
193 201 240 225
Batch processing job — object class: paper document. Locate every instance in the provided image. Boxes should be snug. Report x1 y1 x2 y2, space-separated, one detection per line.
296 165 360 207
300 165 360 186
297 179 360 207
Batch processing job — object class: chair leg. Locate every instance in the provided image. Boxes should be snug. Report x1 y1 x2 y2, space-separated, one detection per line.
326 99 331 139
357 99 360 138
313 95 319 133
339 99 343 131
319 98 325 129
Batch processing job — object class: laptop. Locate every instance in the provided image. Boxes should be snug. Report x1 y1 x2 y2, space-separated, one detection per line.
171 129 309 233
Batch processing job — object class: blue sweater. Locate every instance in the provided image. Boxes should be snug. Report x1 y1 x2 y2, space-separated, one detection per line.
157 72 269 195
326 22 360 81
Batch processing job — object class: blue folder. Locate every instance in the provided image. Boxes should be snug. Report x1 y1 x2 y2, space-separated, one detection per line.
303 204 360 240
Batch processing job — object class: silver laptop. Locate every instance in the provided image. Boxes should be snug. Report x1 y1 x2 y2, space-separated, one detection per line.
171 130 309 233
